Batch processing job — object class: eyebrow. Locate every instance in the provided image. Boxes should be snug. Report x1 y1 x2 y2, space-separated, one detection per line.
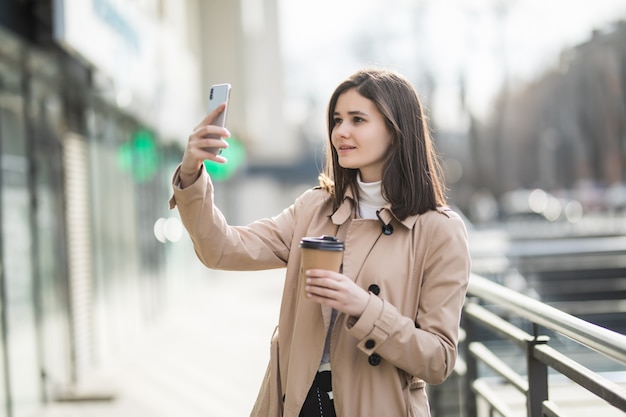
333 110 369 116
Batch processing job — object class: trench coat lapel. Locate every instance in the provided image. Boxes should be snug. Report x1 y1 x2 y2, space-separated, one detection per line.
330 198 421 285
330 195 382 284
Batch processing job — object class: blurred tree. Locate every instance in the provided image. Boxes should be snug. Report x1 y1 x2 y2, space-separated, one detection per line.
465 20 626 215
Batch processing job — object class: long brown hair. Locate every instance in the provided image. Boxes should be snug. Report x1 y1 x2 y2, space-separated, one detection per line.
319 68 446 220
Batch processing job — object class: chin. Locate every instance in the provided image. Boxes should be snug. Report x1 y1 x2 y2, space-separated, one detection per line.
337 160 358 170
339 164 359 171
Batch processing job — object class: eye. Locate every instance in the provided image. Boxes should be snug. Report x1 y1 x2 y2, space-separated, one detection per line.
333 117 343 125
353 116 365 123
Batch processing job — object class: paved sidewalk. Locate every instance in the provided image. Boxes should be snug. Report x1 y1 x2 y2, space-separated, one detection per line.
35 269 285 417
34 267 626 417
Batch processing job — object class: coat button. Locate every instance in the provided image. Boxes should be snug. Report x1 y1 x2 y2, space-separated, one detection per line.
382 224 394 235
365 339 376 349
368 284 380 295
368 353 381 366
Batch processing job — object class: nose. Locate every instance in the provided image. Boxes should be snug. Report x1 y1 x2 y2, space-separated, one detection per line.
334 121 350 138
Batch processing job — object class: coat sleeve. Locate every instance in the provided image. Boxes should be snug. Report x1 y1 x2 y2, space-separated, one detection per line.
169 165 308 271
345 210 471 384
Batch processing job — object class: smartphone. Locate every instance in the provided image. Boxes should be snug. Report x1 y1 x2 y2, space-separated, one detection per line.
204 83 231 154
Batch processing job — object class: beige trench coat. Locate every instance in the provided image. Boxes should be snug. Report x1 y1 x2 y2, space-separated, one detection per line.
170 166 471 417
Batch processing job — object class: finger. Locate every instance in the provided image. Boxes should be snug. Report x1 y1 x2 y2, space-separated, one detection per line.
305 285 337 301
201 138 229 151
193 125 231 141
305 269 339 279
198 145 228 163
307 277 344 299
204 153 227 164
194 103 227 130
184 139 228 164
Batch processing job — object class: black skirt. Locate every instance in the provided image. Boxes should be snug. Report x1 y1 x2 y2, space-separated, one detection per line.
299 369 336 417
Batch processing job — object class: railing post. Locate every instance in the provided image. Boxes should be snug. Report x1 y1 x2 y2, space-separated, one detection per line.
462 301 478 417
526 329 550 417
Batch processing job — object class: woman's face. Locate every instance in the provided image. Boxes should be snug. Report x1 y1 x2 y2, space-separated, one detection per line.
331 89 393 183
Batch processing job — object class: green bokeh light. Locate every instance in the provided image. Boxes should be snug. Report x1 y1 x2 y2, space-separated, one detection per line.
117 129 160 182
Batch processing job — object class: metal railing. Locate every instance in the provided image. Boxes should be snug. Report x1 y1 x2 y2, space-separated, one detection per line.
460 273 626 417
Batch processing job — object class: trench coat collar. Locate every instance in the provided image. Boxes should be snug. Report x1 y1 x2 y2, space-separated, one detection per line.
329 186 421 230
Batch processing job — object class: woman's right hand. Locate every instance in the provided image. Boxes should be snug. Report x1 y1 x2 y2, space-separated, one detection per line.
179 103 231 188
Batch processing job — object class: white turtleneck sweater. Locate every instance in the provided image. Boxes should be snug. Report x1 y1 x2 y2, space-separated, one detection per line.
357 175 386 219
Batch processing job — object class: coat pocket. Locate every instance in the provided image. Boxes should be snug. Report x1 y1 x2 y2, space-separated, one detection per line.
250 326 283 417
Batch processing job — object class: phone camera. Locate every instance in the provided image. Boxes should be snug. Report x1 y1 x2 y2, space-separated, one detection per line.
209 88 214 99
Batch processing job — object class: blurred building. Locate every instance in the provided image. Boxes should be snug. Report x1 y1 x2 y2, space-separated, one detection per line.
0 1 288 416
461 20 626 221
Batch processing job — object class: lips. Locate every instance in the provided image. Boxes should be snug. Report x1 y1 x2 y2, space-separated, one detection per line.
337 145 356 151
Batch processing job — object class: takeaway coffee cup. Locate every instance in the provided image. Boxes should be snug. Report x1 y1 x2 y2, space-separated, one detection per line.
299 235 345 297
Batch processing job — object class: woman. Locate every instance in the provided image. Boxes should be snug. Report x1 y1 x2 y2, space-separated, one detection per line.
170 68 471 417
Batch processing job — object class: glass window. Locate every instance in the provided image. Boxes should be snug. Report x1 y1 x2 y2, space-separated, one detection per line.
29 66 73 399
0 74 41 417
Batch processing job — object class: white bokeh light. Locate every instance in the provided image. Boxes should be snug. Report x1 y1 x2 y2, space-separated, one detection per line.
153 217 167 243
154 217 184 243
163 217 184 242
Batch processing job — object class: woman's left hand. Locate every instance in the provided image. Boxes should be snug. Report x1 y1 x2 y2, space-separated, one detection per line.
305 269 370 317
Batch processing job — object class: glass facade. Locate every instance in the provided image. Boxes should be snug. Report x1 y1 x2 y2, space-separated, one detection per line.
88 104 166 364
0 33 41 417
0 23 171 417
27 45 72 403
